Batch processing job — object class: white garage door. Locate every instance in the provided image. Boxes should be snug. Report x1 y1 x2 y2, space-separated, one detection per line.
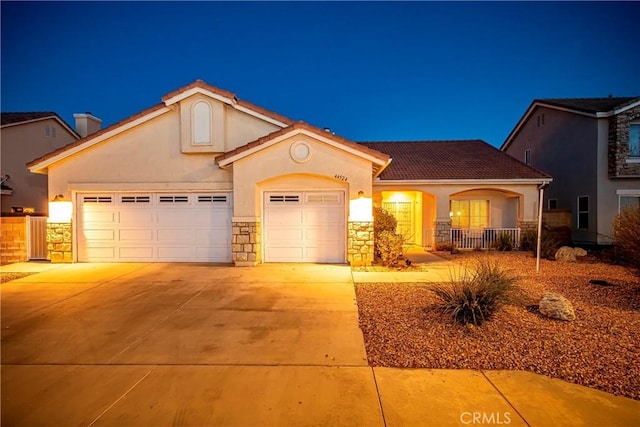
263 191 345 263
77 193 232 262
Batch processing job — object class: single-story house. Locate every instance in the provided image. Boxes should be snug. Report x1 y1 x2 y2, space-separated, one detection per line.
27 80 550 265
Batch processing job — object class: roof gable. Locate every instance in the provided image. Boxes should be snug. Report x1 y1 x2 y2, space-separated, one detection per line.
216 122 390 175
501 96 640 151
360 140 550 181
27 80 296 173
1 112 79 138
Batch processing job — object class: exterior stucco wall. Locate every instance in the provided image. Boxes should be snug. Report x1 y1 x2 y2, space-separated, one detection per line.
177 94 281 154
47 110 232 198
232 134 372 218
1 119 77 213
504 107 598 243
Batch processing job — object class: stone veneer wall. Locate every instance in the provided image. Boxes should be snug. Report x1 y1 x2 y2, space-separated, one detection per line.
47 222 72 263
609 105 640 177
347 221 374 266
232 221 261 265
1 217 27 265
434 220 451 245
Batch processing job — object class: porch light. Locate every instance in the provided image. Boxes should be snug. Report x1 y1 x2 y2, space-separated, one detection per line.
349 191 373 221
48 194 72 223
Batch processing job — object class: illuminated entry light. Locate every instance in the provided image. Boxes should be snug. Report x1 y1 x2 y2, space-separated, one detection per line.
349 191 373 222
48 194 72 223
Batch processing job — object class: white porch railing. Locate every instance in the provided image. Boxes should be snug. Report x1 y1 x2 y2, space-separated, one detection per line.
422 228 434 249
450 228 521 250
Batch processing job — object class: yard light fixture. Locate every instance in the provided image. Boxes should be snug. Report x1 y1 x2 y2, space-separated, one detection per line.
48 194 72 223
349 190 373 222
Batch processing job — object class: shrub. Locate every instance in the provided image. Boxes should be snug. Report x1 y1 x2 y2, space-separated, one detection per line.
493 232 513 251
377 230 404 267
435 242 453 252
613 204 640 269
373 207 404 264
373 207 397 236
430 259 520 326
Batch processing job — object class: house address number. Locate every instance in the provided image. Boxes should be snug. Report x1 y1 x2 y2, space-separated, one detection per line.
334 174 348 181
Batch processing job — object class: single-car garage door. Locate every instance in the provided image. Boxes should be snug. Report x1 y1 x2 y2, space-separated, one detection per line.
77 192 232 262
263 191 345 263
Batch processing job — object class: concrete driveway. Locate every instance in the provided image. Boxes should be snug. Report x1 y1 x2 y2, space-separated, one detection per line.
2 263 380 426
2 262 638 426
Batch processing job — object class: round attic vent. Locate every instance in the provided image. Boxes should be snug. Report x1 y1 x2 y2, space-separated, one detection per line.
290 141 311 163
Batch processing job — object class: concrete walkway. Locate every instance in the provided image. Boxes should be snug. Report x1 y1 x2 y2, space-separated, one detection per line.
1 262 638 426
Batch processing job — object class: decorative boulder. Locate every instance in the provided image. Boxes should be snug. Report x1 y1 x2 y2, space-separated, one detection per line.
539 292 576 321
574 247 587 257
555 246 577 262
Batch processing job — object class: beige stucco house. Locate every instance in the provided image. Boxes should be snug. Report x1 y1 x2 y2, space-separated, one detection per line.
28 80 550 265
502 97 640 245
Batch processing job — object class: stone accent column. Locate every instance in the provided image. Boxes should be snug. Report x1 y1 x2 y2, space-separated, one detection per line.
518 220 537 234
433 220 451 245
47 222 72 263
348 221 374 266
232 221 261 266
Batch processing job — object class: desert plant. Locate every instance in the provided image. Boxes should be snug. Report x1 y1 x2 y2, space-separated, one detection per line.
435 242 453 252
493 232 513 251
430 259 520 326
520 225 560 259
373 207 397 236
613 204 640 269
376 230 404 267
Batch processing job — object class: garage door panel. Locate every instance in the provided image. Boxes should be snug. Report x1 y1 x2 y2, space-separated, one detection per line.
265 209 303 226
81 229 116 241
158 247 194 259
119 247 154 259
265 227 303 243
303 227 342 242
303 208 342 225
119 229 154 241
82 246 116 260
78 192 232 262
267 246 304 262
119 210 154 225
305 246 342 263
82 211 117 224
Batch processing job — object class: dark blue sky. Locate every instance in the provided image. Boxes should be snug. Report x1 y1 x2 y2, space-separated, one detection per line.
2 1 639 147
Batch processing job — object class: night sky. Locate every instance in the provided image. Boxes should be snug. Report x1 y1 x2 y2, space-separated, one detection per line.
2 1 639 147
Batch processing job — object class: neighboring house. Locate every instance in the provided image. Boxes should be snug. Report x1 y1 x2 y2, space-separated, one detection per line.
1 112 101 214
501 97 640 245
27 80 550 265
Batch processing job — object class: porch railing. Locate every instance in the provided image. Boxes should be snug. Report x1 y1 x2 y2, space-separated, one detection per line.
450 228 521 250
27 215 48 260
422 228 434 249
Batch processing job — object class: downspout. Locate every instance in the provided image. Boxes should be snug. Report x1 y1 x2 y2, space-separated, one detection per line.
536 182 548 272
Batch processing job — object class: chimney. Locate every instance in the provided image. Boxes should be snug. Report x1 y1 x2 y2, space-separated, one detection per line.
73 112 102 138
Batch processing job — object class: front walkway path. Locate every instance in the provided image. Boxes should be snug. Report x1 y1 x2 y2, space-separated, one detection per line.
1 262 638 426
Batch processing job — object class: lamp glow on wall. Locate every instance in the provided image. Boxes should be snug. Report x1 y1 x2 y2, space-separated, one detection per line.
48 194 72 223
349 191 373 221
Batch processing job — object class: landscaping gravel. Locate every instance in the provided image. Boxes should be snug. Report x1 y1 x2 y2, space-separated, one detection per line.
355 252 640 400
0 272 33 283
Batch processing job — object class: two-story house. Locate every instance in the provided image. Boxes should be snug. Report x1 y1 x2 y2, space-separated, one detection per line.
502 97 640 245
1 112 101 214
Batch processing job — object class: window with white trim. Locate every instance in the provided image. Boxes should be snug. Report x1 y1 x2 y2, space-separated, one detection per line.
577 196 589 229
450 200 489 229
524 149 531 165
629 123 640 158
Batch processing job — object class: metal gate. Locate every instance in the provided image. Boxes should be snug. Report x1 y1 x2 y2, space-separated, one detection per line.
27 216 48 260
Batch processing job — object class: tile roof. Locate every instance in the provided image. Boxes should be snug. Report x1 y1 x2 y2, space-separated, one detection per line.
359 140 550 181
215 121 390 164
2 112 65 126
536 97 640 114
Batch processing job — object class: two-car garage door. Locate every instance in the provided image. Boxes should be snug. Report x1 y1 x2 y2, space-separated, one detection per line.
77 193 232 262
